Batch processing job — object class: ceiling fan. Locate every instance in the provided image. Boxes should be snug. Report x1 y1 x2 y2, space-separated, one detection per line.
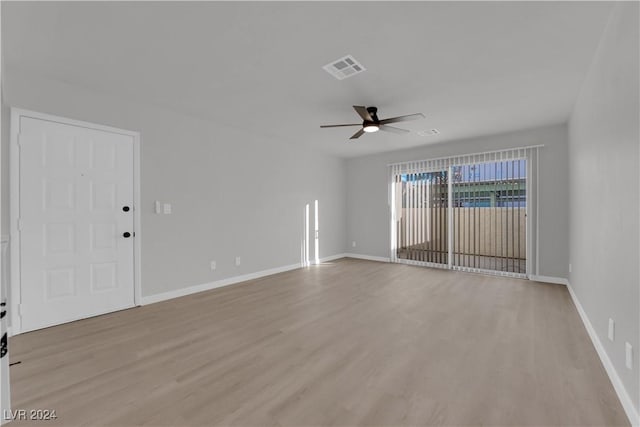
320 106 425 140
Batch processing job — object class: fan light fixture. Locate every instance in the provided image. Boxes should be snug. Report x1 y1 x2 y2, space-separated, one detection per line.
320 106 425 140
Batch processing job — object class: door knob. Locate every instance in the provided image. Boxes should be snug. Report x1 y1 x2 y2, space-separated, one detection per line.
123 232 131 238
123 206 130 212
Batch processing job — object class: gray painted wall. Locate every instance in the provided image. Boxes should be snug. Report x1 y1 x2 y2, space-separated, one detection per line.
346 123 569 278
1 105 8 238
1 70 347 298
568 2 639 414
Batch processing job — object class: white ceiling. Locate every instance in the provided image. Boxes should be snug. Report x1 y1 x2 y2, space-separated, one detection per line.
2 1 613 158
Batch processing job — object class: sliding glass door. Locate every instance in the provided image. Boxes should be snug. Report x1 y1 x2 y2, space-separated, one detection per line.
390 147 538 278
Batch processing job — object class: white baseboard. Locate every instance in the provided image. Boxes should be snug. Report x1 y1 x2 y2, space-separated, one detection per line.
313 253 347 263
529 275 569 285
141 254 348 306
141 262 301 305
344 253 391 263
567 283 639 426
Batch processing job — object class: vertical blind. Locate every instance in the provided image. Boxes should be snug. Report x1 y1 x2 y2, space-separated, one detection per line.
391 164 449 268
389 146 541 278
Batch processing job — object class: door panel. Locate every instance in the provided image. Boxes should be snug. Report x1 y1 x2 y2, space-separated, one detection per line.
393 170 449 267
451 160 527 274
19 117 135 332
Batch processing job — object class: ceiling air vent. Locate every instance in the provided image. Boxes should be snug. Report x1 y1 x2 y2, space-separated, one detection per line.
417 129 441 137
323 55 366 80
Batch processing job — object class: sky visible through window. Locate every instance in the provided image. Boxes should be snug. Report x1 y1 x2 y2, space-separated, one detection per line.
400 160 527 208
401 160 526 183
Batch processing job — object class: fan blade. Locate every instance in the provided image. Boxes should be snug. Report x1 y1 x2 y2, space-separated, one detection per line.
379 125 410 134
379 113 425 125
320 124 361 128
353 106 373 122
350 129 366 140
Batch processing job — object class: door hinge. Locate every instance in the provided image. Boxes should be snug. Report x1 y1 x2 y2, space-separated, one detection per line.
17 219 24 231
17 304 23 317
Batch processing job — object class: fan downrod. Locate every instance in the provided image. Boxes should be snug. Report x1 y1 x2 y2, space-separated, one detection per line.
366 107 379 122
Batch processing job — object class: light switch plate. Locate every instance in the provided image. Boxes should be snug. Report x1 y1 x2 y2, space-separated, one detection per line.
155 201 161 214
235 256 241 266
163 203 172 214
626 342 633 369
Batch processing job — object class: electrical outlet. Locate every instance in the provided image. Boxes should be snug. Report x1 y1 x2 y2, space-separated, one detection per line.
210 261 216 271
352 241 356 248
235 256 241 266
626 342 633 370
608 318 615 341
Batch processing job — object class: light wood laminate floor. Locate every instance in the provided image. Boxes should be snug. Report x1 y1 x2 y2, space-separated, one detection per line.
9 258 628 426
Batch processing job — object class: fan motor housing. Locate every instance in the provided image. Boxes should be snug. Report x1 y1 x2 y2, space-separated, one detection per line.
366 107 379 122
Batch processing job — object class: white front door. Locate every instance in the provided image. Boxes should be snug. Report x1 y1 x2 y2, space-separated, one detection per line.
17 116 135 332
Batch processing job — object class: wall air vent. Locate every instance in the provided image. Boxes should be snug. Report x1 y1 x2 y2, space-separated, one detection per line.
417 129 441 137
323 55 366 80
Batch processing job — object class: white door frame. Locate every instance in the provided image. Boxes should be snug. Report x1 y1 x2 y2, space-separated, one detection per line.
9 108 142 335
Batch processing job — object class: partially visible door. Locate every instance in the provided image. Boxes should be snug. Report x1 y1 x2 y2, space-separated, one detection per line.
17 116 135 332
392 170 449 267
450 160 527 274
